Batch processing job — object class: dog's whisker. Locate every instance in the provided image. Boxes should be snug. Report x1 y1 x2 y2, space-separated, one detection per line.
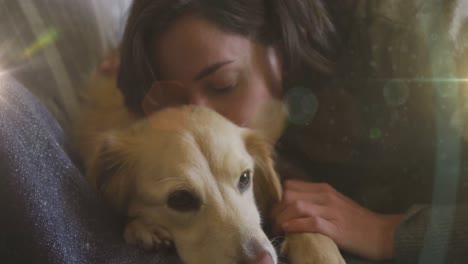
269 235 285 247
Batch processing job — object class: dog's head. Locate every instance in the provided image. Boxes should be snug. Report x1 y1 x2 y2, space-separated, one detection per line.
87 106 282 264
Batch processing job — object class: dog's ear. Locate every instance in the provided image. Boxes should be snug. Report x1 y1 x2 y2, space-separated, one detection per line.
244 131 282 219
87 132 134 213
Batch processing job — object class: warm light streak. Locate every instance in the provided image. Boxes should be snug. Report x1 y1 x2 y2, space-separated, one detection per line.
376 78 468 83
20 28 59 60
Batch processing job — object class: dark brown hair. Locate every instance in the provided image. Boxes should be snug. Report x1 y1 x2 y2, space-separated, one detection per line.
117 0 335 115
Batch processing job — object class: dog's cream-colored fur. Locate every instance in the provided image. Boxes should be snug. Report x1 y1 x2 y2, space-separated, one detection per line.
74 75 344 264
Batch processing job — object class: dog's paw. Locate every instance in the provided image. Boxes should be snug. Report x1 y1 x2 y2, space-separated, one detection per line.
282 233 345 264
124 220 172 251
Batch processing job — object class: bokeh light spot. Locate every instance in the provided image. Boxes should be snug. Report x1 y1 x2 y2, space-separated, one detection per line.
285 86 319 125
383 80 410 107
369 128 382 140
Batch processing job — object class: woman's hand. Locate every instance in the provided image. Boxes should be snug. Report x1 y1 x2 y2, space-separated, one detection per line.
272 180 403 261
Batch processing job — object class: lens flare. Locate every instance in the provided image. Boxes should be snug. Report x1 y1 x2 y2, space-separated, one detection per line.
285 86 319 125
0 27 60 80
369 128 382 140
375 77 468 83
20 27 59 60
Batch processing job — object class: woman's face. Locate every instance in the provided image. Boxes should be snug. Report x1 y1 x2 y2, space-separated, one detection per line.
150 15 283 128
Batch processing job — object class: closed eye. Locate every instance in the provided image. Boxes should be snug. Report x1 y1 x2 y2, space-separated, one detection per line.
213 84 234 94
208 80 238 96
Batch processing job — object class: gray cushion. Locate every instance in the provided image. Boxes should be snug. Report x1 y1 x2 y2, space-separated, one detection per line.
0 74 181 264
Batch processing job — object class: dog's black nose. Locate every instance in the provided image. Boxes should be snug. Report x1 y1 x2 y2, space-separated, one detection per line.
244 250 274 264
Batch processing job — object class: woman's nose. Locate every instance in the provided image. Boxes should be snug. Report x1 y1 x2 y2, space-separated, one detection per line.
188 93 208 106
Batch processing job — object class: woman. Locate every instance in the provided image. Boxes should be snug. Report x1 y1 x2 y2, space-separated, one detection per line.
102 0 468 262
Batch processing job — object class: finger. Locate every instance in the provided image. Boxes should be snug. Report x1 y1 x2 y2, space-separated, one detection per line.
270 203 286 236
282 189 330 206
287 181 366 214
274 201 331 231
284 180 335 193
282 216 335 238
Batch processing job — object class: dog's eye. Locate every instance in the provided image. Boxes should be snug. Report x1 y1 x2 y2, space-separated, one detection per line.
238 170 251 193
167 190 201 212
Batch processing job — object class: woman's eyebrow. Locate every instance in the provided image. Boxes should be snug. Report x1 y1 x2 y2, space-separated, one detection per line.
194 60 233 81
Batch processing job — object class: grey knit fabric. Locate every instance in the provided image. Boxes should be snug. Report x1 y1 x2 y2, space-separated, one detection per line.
395 205 468 263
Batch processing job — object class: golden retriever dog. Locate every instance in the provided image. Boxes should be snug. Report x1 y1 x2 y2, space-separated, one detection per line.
74 75 345 264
